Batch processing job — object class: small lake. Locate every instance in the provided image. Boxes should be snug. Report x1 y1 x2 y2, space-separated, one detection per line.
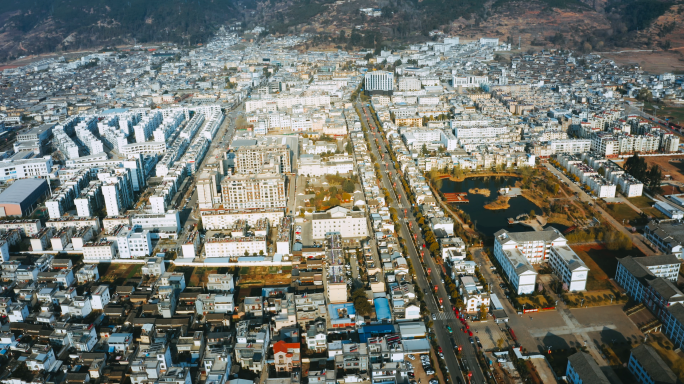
439 176 546 238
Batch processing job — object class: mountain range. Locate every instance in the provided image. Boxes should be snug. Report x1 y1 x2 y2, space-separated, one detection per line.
0 0 682 62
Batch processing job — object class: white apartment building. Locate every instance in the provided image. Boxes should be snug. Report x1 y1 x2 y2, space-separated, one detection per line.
364 71 394 92
494 227 567 265
199 209 284 231
82 241 117 261
0 156 54 181
548 245 589 292
452 125 508 139
397 77 421 91
91 285 111 310
220 173 286 210
204 236 267 257
549 139 592 155
235 145 291 174
452 75 489 88
116 225 152 258
298 154 354 177
98 169 135 217
591 133 618 157
311 206 368 239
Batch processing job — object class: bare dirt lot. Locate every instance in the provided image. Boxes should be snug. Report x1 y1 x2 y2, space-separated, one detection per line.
98 264 142 285
602 50 684 73
642 155 684 183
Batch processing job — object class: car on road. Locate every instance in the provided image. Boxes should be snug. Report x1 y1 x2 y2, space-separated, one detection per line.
432 314 436 320
469 337 474 344
407 354 415 360
407 372 415 378
499 283 506 288
429 380 439 384
446 325 452 333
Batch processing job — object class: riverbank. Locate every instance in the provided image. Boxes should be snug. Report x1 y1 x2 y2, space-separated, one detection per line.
484 195 510 210
469 188 491 197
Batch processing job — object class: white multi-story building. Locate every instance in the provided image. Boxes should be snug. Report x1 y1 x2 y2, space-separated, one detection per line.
547 244 589 292
452 125 508 139
115 225 152 259
199 209 284 231
397 77 421 91
235 144 291 174
0 156 54 181
91 285 111 310
549 139 592 154
312 206 368 240
204 235 267 257
98 168 135 217
82 240 117 261
452 75 489 88
364 71 394 92
220 173 286 210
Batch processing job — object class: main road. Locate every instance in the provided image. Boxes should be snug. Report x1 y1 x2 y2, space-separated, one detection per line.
355 100 487 384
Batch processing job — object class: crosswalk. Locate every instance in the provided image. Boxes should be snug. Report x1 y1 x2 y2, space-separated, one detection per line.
434 311 459 321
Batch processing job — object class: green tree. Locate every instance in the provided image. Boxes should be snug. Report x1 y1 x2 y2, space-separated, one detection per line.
351 288 373 316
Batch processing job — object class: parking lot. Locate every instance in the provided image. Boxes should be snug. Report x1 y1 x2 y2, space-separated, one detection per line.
404 351 441 384
470 321 509 351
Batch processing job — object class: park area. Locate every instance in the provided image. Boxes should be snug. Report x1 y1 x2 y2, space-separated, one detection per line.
628 195 667 219
562 289 627 308
571 244 643 291
98 264 142 286
514 295 552 310
605 203 641 224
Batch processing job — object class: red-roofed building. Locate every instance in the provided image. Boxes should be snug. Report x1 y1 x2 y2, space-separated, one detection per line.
272 340 300 372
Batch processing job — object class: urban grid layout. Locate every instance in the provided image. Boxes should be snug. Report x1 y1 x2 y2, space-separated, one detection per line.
0 27 684 384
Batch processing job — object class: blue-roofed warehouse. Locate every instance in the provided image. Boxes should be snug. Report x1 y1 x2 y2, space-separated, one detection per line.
374 298 391 322
358 324 396 342
0 178 48 217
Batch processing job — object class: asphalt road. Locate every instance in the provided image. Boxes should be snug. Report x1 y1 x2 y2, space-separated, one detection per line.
175 103 243 253
355 101 487 384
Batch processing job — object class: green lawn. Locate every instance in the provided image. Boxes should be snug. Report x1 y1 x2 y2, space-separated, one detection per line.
605 203 641 222
642 207 668 219
644 101 684 125
572 244 644 290
628 196 655 209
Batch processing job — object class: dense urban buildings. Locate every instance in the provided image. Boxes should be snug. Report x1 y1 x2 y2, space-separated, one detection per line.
0 25 682 384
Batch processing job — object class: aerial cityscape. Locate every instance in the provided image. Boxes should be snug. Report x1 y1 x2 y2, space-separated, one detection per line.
0 8 684 384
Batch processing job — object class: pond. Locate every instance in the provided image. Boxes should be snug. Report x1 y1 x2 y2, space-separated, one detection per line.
439 176 545 238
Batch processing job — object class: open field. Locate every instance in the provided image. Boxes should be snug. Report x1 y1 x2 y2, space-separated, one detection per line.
571 244 644 291
641 156 684 184
98 264 142 285
644 102 684 125
605 203 641 223
628 195 656 208
166 266 236 287
603 50 684 74
239 266 292 286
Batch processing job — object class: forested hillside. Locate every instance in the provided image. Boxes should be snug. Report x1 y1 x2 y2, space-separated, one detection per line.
0 0 241 61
